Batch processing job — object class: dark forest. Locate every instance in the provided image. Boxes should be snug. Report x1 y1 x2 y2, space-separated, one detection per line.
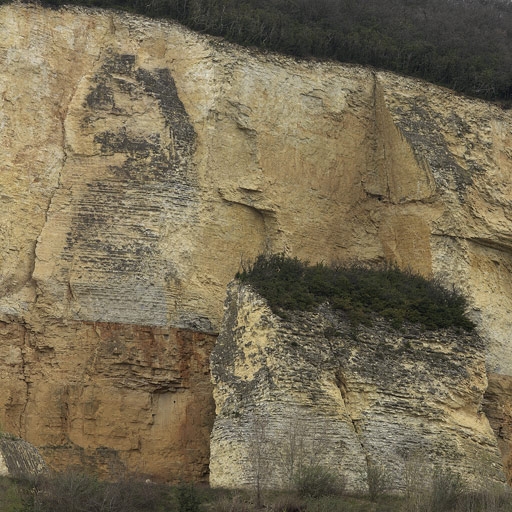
7 0 512 102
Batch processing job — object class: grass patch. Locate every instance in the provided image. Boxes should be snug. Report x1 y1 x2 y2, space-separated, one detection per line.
16 469 172 512
0 476 25 512
5 472 512 512
236 254 475 331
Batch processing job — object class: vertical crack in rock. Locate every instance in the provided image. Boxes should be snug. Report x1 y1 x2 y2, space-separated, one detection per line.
30 115 66 292
0 320 32 439
375 75 393 203
361 71 395 203
333 368 373 491
18 324 32 440
31 44 107 302
335 370 366 454
364 74 437 205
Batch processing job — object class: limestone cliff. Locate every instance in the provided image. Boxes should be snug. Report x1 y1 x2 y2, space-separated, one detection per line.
0 320 215 481
210 282 505 491
1 3 512 481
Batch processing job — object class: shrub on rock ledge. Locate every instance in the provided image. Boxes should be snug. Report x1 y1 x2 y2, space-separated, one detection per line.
236 253 475 331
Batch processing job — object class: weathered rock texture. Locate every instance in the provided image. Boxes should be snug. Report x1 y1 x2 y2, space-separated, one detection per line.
0 319 215 481
1 3 512 481
210 283 505 491
0 434 47 479
483 374 512 484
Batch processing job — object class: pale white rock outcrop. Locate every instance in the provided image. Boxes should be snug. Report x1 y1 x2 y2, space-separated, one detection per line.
210 283 506 491
0 434 47 478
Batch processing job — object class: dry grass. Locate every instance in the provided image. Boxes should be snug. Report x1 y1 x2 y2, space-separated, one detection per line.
5 467 512 512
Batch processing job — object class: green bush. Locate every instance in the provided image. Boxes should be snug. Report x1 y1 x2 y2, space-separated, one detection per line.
295 465 343 499
237 254 475 331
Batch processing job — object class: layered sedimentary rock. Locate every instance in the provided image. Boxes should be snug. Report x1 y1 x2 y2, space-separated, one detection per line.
0 320 215 481
1 3 512 481
210 283 505 490
0 434 47 479
483 374 512 484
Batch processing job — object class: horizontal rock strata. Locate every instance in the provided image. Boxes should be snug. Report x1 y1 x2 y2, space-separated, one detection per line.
0 434 47 479
1 4 512 480
210 283 505 491
0 320 215 482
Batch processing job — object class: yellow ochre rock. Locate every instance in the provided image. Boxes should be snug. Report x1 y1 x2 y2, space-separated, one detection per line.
1 3 512 482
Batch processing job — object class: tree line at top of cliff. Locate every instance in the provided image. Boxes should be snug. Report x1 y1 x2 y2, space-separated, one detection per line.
8 0 512 103
237 253 476 331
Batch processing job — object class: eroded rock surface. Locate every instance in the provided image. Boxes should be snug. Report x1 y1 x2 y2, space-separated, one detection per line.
210 283 505 491
0 320 215 481
1 3 512 481
0 434 47 479
483 374 512 485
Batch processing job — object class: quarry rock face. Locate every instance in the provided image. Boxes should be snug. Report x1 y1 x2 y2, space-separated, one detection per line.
1 3 512 482
210 283 505 491
0 319 215 481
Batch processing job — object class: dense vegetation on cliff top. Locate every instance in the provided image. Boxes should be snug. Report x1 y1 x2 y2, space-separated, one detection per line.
237 254 475 331
8 0 512 102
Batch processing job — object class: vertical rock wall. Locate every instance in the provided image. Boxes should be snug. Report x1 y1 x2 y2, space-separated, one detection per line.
1 4 512 482
210 283 505 491
0 320 215 482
